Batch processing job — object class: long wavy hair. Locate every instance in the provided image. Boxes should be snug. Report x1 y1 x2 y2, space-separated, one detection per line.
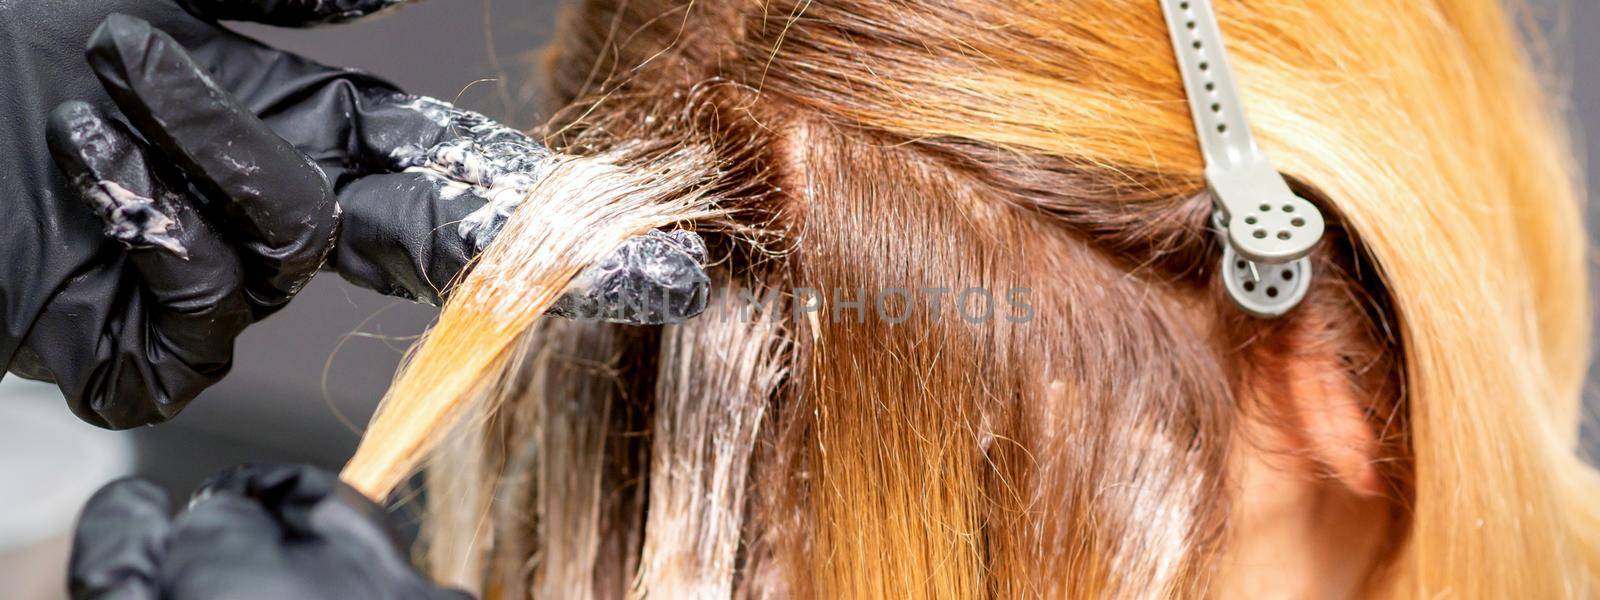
341 0 1598 596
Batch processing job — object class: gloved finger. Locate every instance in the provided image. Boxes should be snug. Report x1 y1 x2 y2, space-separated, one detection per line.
188 465 457 599
153 24 417 171
171 23 546 190
179 0 418 27
70 467 469 600
196 465 412 563
45 101 188 258
174 41 456 176
125 16 552 208
87 14 338 316
548 229 712 324
194 464 389 539
332 171 712 320
69 478 174 600
162 491 329 600
47 101 254 426
140 22 483 177
330 172 485 305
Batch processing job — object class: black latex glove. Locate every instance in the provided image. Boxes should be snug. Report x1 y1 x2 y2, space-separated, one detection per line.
69 464 472 600
2 2 709 429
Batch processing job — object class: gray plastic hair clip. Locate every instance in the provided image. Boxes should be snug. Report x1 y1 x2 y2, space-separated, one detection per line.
1159 0 1325 317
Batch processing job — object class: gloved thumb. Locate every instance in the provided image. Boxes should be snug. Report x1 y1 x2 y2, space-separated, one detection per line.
87 13 340 319
68 479 173 600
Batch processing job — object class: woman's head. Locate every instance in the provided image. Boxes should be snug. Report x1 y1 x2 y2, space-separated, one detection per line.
356 0 1596 596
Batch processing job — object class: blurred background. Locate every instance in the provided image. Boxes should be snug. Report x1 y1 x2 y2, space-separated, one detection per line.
0 0 1596 594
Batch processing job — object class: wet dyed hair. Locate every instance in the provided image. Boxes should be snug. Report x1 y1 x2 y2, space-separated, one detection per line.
342 0 1599 596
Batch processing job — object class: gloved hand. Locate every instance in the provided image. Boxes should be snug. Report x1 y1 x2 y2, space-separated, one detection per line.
1 1 710 429
69 464 472 600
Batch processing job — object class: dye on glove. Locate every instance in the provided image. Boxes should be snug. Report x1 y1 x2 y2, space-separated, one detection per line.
77 12 712 317
0 0 347 429
2 1 707 429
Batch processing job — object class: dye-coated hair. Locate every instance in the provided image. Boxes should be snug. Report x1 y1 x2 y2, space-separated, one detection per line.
343 0 1598 596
